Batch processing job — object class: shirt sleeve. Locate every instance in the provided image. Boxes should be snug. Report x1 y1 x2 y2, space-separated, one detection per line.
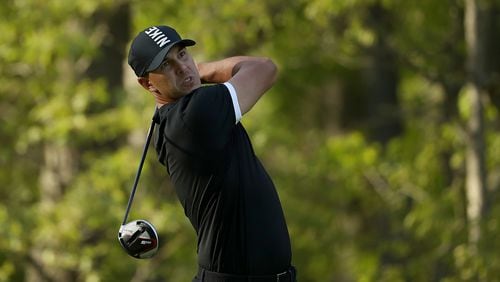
223 82 242 123
180 84 240 151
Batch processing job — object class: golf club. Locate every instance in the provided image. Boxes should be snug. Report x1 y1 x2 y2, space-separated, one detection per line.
118 115 159 259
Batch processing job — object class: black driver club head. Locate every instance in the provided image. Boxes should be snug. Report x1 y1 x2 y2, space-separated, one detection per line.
118 219 159 259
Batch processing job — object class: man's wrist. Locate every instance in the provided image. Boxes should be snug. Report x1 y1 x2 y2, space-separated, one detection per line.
197 58 244 84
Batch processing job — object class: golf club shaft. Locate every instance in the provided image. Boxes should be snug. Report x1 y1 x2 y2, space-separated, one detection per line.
121 118 156 225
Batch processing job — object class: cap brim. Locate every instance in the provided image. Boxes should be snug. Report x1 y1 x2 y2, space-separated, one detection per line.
146 39 196 74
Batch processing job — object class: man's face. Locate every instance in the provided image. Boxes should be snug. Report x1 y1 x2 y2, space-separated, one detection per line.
146 45 201 102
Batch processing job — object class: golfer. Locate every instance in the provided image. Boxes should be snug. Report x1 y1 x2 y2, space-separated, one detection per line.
128 25 296 282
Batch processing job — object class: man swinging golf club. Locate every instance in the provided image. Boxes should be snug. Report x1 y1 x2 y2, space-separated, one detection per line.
126 25 296 281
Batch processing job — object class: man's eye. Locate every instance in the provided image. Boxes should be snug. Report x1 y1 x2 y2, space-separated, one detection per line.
160 61 169 69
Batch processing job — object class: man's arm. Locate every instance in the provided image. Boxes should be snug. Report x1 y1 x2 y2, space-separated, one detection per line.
197 56 278 115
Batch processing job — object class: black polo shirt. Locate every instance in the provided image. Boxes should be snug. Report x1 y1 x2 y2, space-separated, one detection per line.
153 83 291 275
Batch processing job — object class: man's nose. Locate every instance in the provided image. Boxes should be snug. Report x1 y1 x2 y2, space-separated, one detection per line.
176 62 189 75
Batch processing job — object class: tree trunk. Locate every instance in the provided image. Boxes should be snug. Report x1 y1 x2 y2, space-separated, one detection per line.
484 3 500 112
27 145 76 282
464 0 487 255
26 3 131 281
86 2 130 94
364 3 402 144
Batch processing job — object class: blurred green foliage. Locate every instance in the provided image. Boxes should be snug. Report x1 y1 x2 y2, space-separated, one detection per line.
1 0 500 281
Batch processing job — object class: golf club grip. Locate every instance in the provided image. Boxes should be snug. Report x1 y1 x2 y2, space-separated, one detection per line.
121 118 156 225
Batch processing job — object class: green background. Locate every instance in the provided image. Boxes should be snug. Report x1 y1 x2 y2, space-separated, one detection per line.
1 0 500 281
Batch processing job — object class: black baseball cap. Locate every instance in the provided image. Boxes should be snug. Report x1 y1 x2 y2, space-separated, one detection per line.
128 25 196 77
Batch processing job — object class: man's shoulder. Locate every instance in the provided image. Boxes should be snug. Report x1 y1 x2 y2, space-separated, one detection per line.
180 84 231 115
192 83 228 96
166 84 228 109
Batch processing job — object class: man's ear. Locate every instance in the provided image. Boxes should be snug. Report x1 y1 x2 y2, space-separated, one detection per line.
137 77 149 90
137 77 157 92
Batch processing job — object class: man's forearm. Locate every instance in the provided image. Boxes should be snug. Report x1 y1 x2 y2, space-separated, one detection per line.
197 56 269 84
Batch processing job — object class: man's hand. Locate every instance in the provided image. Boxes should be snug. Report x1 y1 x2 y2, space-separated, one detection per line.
197 56 278 115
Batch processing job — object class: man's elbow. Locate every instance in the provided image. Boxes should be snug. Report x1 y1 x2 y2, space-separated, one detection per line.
262 58 278 86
